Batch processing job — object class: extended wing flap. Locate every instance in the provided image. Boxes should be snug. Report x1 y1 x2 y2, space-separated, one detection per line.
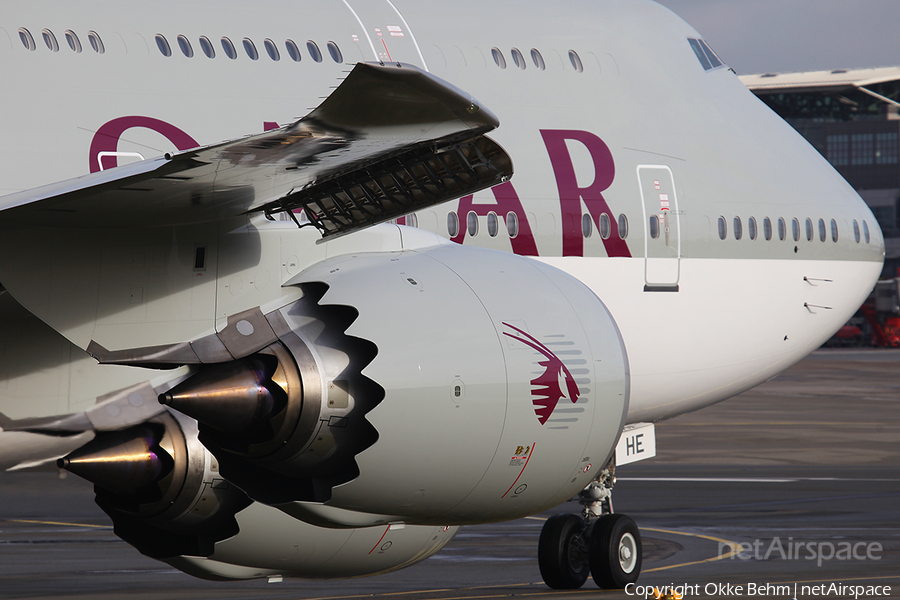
0 62 511 353
0 62 512 232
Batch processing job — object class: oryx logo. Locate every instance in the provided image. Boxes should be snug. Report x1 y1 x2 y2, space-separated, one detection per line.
502 322 580 425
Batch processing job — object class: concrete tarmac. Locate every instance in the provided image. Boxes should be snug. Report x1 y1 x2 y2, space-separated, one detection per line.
1 349 899 599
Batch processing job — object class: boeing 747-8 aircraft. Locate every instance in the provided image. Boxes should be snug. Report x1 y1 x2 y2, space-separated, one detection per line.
0 0 883 589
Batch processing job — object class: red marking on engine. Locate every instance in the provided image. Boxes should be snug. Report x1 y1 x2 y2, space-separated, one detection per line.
502 441 536 498
368 525 391 554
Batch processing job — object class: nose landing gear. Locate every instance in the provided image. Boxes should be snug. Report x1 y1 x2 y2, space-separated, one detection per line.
537 463 642 589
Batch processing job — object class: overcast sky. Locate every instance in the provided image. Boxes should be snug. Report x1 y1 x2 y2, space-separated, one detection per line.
653 0 900 75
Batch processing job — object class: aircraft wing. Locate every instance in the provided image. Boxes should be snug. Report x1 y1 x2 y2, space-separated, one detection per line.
0 62 512 238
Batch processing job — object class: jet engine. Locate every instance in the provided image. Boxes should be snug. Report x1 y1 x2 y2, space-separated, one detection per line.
58 411 252 559
161 243 630 528
59 407 460 580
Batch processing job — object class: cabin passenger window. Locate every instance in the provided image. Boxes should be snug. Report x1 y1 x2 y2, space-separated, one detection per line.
42 29 59 52
65 30 82 53
568 50 584 72
155 34 172 57
618 214 628 239
600 213 611 239
831 219 839 242
748 216 758 241
507 212 519 238
199 36 215 58
243 38 259 60
717 216 727 240
863 220 871 243
805 218 813 241
733 217 742 240
531 48 546 70
307 41 322 62
763 217 772 241
581 213 592 238
327 41 342 63
487 212 499 237
792 218 800 242
177 35 193 58
87 31 104 54
447 212 459 237
285 40 301 61
491 47 506 69
467 211 479 236
264 39 280 61
18 28 36 51
778 217 786 241
511 48 526 70
853 219 861 243
818 218 826 242
221 37 237 59
649 215 660 239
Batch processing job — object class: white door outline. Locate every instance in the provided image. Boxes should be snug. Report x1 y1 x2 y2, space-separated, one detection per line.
638 165 680 291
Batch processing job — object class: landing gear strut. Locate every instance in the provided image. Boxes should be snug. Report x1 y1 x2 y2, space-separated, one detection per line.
538 462 642 589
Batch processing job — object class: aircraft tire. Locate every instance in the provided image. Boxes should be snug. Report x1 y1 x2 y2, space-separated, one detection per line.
589 513 642 588
537 513 590 589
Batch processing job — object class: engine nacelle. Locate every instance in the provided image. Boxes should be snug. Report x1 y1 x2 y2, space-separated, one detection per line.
163 508 458 581
162 243 630 526
60 408 459 580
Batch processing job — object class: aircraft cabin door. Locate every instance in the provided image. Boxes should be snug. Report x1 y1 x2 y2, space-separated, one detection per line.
638 165 680 292
341 1 427 66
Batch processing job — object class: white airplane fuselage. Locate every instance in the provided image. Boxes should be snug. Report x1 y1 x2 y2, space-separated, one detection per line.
0 0 885 584
0 0 882 424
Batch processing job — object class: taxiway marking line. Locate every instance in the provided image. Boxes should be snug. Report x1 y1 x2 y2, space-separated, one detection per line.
640 527 741 572
297 582 538 600
7 519 109 529
300 589 602 600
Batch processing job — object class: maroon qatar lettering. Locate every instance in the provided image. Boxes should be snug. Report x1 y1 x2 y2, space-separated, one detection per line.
89 116 199 173
540 129 631 258
88 120 631 259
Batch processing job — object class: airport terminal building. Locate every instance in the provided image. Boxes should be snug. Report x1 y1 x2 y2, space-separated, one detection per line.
742 67 900 276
